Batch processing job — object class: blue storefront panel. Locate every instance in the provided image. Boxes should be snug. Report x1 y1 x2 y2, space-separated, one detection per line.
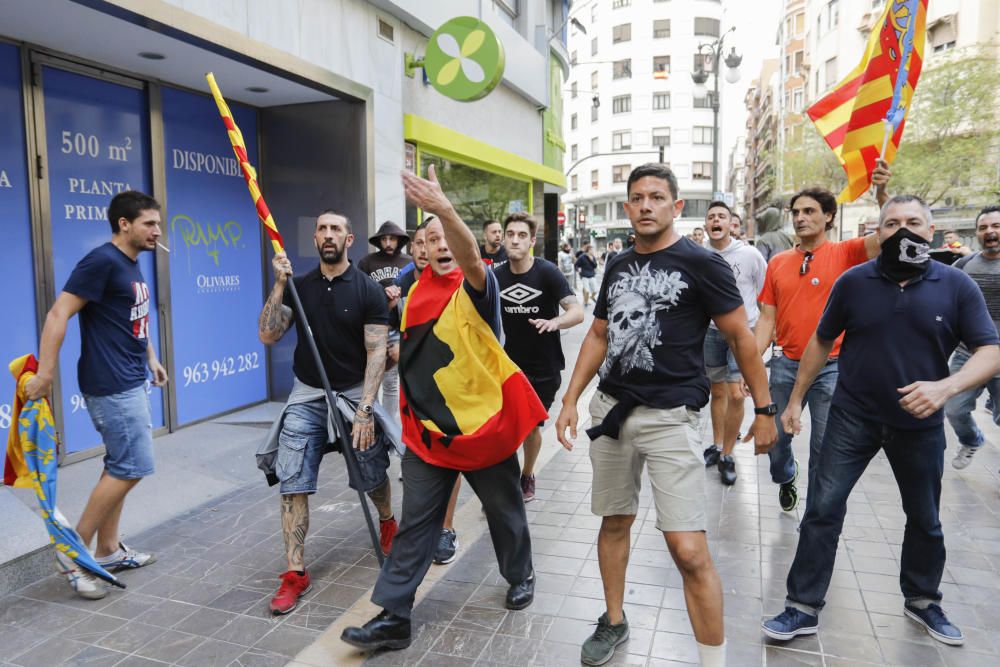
162 86 267 425
0 43 38 470
41 66 164 454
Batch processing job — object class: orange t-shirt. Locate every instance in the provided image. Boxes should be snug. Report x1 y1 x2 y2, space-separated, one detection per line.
758 236 870 360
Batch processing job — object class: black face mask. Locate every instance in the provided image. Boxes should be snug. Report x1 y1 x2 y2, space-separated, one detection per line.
878 228 931 283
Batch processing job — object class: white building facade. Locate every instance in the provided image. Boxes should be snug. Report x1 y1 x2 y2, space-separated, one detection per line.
561 0 730 243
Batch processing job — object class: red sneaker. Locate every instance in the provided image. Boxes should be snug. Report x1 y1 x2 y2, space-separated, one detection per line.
380 517 398 555
269 570 311 615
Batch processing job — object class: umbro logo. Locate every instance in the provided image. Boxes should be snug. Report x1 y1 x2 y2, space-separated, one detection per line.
500 284 542 305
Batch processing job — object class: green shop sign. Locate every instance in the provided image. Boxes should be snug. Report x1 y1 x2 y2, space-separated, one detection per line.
422 17 505 102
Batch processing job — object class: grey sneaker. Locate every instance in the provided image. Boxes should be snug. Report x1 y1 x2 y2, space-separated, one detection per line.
95 542 156 572
951 445 978 470
581 611 629 666
433 529 458 565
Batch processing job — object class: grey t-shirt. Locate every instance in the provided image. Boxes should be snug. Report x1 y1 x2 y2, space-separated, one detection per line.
709 239 767 329
955 251 1000 349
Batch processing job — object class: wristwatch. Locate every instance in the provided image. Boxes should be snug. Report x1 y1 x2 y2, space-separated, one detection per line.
754 403 779 416
358 403 374 416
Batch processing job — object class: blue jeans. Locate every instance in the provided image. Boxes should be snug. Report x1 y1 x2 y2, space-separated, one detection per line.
85 384 154 480
277 399 390 495
944 347 1000 448
786 405 945 614
767 354 838 486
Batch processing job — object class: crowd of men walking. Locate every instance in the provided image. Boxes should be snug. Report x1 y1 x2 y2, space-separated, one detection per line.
29 155 1000 665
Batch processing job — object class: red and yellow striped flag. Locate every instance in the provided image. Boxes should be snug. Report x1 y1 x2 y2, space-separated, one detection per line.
807 0 927 202
205 73 286 254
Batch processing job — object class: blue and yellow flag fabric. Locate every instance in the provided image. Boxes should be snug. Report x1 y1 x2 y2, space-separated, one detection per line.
3 354 123 587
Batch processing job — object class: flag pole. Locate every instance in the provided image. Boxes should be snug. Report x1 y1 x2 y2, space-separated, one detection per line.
204 73 385 566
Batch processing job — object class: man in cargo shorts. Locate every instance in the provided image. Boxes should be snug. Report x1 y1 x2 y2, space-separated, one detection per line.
557 164 777 667
27 190 168 600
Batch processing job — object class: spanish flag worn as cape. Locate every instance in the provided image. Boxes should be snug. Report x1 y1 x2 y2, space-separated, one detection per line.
399 266 547 471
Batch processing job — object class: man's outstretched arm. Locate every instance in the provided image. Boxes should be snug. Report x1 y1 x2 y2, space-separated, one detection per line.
401 165 486 292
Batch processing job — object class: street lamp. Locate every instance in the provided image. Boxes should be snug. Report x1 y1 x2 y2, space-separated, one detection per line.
691 27 742 195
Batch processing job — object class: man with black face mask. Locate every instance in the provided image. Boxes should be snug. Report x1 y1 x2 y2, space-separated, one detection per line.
944 206 1000 470
762 195 1000 648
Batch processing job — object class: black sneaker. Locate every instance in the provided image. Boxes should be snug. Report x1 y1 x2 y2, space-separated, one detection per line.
433 528 458 565
718 455 737 485
703 445 721 467
904 602 964 646
581 611 629 666
779 462 799 512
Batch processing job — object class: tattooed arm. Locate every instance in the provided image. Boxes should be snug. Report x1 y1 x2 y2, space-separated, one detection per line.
353 323 388 451
259 253 294 345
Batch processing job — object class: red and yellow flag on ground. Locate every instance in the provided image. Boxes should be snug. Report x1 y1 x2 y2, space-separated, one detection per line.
807 0 927 202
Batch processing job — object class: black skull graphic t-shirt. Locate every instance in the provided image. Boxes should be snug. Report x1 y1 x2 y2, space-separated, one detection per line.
594 237 743 410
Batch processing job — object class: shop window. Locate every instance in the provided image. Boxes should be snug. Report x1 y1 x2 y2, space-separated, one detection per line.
422 153 530 235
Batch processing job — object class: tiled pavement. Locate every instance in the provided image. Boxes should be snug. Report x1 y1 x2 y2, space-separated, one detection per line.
3 353 1000 664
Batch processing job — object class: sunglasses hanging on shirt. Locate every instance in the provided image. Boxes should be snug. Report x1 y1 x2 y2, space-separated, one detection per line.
799 251 814 276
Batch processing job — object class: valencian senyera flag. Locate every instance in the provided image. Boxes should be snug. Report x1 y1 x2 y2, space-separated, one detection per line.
398 267 547 472
3 354 123 587
807 0 927 202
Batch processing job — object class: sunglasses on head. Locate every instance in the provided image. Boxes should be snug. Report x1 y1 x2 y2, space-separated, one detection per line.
800 251 814 276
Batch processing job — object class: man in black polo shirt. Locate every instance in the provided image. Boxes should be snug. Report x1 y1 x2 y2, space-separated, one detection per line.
257 210 397 615
494 212 583 501
763 195 1000 647
480 219 508 268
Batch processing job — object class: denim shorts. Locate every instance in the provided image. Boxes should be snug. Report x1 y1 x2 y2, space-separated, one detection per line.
84 384 155 480
277 399 390 495
703 327 741 383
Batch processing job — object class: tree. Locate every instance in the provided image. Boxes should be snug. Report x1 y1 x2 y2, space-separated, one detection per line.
889 47 1000 207
779 120 843 195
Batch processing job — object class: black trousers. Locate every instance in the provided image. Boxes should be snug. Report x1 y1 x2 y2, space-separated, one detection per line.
371 448 533 618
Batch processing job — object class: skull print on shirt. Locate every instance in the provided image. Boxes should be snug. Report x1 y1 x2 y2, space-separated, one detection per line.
600 261 689 378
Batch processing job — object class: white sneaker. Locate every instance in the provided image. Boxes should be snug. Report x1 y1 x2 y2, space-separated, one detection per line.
96 542 156 572
55 551 107 600
951 445 978 470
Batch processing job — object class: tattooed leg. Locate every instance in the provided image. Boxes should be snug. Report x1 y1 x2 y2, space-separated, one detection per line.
367 480 393 521
281 494 309 571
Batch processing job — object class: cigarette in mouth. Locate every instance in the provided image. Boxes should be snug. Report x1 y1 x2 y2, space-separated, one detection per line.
157 242 170 253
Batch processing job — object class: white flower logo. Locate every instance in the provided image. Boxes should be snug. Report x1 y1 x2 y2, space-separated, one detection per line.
435 30 486 86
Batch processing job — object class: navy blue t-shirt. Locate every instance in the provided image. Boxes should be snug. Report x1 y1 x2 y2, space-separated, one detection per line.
817 259 999 429
63 243 151 396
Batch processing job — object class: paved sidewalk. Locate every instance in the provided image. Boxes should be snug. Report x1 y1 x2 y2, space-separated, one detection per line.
2 311 1000 665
